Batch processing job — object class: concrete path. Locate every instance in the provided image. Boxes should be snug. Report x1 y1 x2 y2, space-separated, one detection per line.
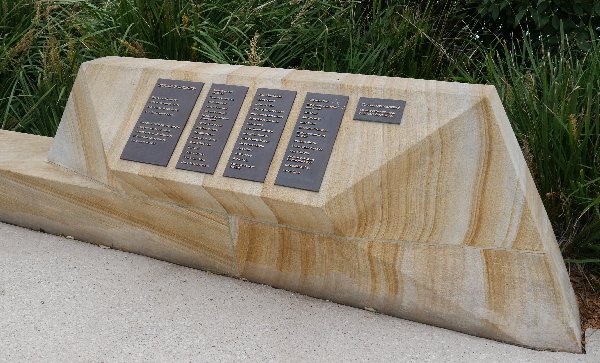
0 222 595 362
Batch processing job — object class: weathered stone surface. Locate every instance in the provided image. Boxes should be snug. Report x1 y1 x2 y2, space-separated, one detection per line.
0 57 582 352
2 132 235 276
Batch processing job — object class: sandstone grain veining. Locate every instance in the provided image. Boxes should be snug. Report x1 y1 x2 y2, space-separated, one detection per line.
0 57 582 352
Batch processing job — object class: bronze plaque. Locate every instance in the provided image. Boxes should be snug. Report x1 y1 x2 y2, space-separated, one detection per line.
353 97 406 124
120 79 204 166
176 84 249 174
275 93 348 192
223 88 297 182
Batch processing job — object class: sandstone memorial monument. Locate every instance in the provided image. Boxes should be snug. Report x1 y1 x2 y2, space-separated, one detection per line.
0 57 582 352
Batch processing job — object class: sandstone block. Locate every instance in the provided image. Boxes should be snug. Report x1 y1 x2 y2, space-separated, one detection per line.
0 57 582 352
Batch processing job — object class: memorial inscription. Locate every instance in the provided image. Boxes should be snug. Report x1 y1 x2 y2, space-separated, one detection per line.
275 93 349 192
120 79 204 166
353 97 406 125
223 88 296 182
176 84 248 174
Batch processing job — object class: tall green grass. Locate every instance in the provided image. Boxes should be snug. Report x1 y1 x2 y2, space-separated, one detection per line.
0 0 117 134
0 0 598 267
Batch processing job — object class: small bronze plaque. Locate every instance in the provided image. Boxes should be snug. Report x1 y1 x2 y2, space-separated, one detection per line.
120 79 204 166
275 93 349 192
353 97 406 124
176 84 249 174
223 88 297 183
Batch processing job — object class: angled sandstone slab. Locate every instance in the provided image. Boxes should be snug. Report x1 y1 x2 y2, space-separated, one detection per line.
0 57 582 352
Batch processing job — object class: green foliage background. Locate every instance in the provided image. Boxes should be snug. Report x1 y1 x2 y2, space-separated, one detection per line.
473 0 600 48
0 0 598 268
